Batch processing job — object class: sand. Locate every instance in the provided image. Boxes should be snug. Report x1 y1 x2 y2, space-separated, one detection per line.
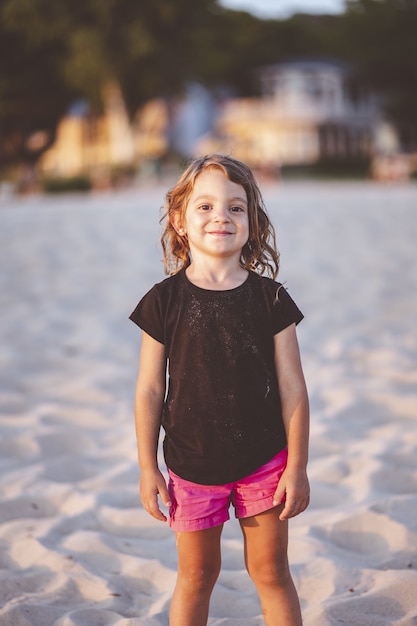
0 180 416 625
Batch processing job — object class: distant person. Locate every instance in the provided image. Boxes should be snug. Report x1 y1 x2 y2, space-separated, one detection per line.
130 154 310 626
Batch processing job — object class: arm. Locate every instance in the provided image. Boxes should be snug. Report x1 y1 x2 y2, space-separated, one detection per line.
272 323 310 520
134 330 171 522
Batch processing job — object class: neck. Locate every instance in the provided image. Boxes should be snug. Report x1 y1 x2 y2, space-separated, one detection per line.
185 260 248 291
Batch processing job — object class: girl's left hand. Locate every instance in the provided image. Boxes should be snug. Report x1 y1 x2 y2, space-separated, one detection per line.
273 467 310 521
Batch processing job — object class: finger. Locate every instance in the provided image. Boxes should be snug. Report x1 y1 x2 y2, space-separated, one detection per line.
143 492 167 522
273 494 285 508
147 504 167 522
157 483 172 508
279 495 309 520
273 486 286 507
279 497 298 520
300 494 310 513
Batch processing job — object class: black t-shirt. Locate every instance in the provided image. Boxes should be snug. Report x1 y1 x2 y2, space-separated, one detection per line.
130 269 303 485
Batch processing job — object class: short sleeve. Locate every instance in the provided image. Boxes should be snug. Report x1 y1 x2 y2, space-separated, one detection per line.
129 285 165 344
271 284 304 335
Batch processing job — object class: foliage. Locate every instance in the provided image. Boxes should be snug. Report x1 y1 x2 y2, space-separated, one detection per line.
41 174 92 193
1 0 417 171
342 0 417 149
281 156 371 181
0 0 216 167
0 0 75 168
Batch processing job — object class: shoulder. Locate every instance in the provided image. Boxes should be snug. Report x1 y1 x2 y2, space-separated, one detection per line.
153 271 181 290
130 273 183 339
248 271 283 298
144 271 182 299
130 273 178 319
248 271 304 327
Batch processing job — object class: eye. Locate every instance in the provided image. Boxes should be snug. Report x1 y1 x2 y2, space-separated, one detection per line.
198 204 212 211
230 205 245 213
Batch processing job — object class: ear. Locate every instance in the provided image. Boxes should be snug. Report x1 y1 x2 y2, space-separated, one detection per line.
171 213 185 236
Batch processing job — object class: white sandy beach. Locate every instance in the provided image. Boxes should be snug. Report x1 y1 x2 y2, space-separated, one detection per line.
0 180 417 626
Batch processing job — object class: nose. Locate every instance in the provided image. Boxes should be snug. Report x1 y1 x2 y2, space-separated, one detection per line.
213 203 230 222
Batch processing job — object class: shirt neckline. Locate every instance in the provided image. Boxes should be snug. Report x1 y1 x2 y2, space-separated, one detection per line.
181 268 252 293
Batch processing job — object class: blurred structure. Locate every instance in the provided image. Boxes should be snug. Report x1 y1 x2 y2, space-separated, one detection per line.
40 83 138 187
134 99 168 164
370 120 413 182
169 83 216 158
38 59 410 185
197 60 386 173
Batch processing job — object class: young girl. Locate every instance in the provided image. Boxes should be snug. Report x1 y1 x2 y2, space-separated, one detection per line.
130 154 309 626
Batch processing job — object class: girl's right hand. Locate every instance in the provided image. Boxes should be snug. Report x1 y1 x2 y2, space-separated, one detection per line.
140 468 172 522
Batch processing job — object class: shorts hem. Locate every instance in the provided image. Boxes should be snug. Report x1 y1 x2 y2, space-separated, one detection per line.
236 495 279 520
169 512 229 532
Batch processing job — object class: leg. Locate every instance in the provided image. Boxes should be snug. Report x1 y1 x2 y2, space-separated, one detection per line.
170 524 223 626
239 506 302 626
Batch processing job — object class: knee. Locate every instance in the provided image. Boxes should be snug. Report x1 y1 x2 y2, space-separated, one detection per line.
177 563 220 595
247 555 292 590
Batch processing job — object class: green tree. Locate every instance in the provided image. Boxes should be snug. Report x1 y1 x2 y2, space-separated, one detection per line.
186 8 342 96
342 0 417 148
0 0 76 170
1 0 416 173
0 0 218 171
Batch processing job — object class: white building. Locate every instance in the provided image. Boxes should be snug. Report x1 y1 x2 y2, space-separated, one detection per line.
198 60 384 168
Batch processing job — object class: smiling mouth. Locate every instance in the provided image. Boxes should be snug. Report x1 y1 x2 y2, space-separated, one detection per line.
209 231 232 235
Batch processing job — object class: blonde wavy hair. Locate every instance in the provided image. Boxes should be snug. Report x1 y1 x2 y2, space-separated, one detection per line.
160 154 280 278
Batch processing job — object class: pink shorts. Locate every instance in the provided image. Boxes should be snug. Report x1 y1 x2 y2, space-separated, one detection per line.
167 448 288 532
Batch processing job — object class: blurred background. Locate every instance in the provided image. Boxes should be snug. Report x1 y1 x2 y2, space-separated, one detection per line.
1 0 417 195
1 5 417 624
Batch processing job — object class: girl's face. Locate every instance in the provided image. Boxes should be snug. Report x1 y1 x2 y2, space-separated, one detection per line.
176 168 249 264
